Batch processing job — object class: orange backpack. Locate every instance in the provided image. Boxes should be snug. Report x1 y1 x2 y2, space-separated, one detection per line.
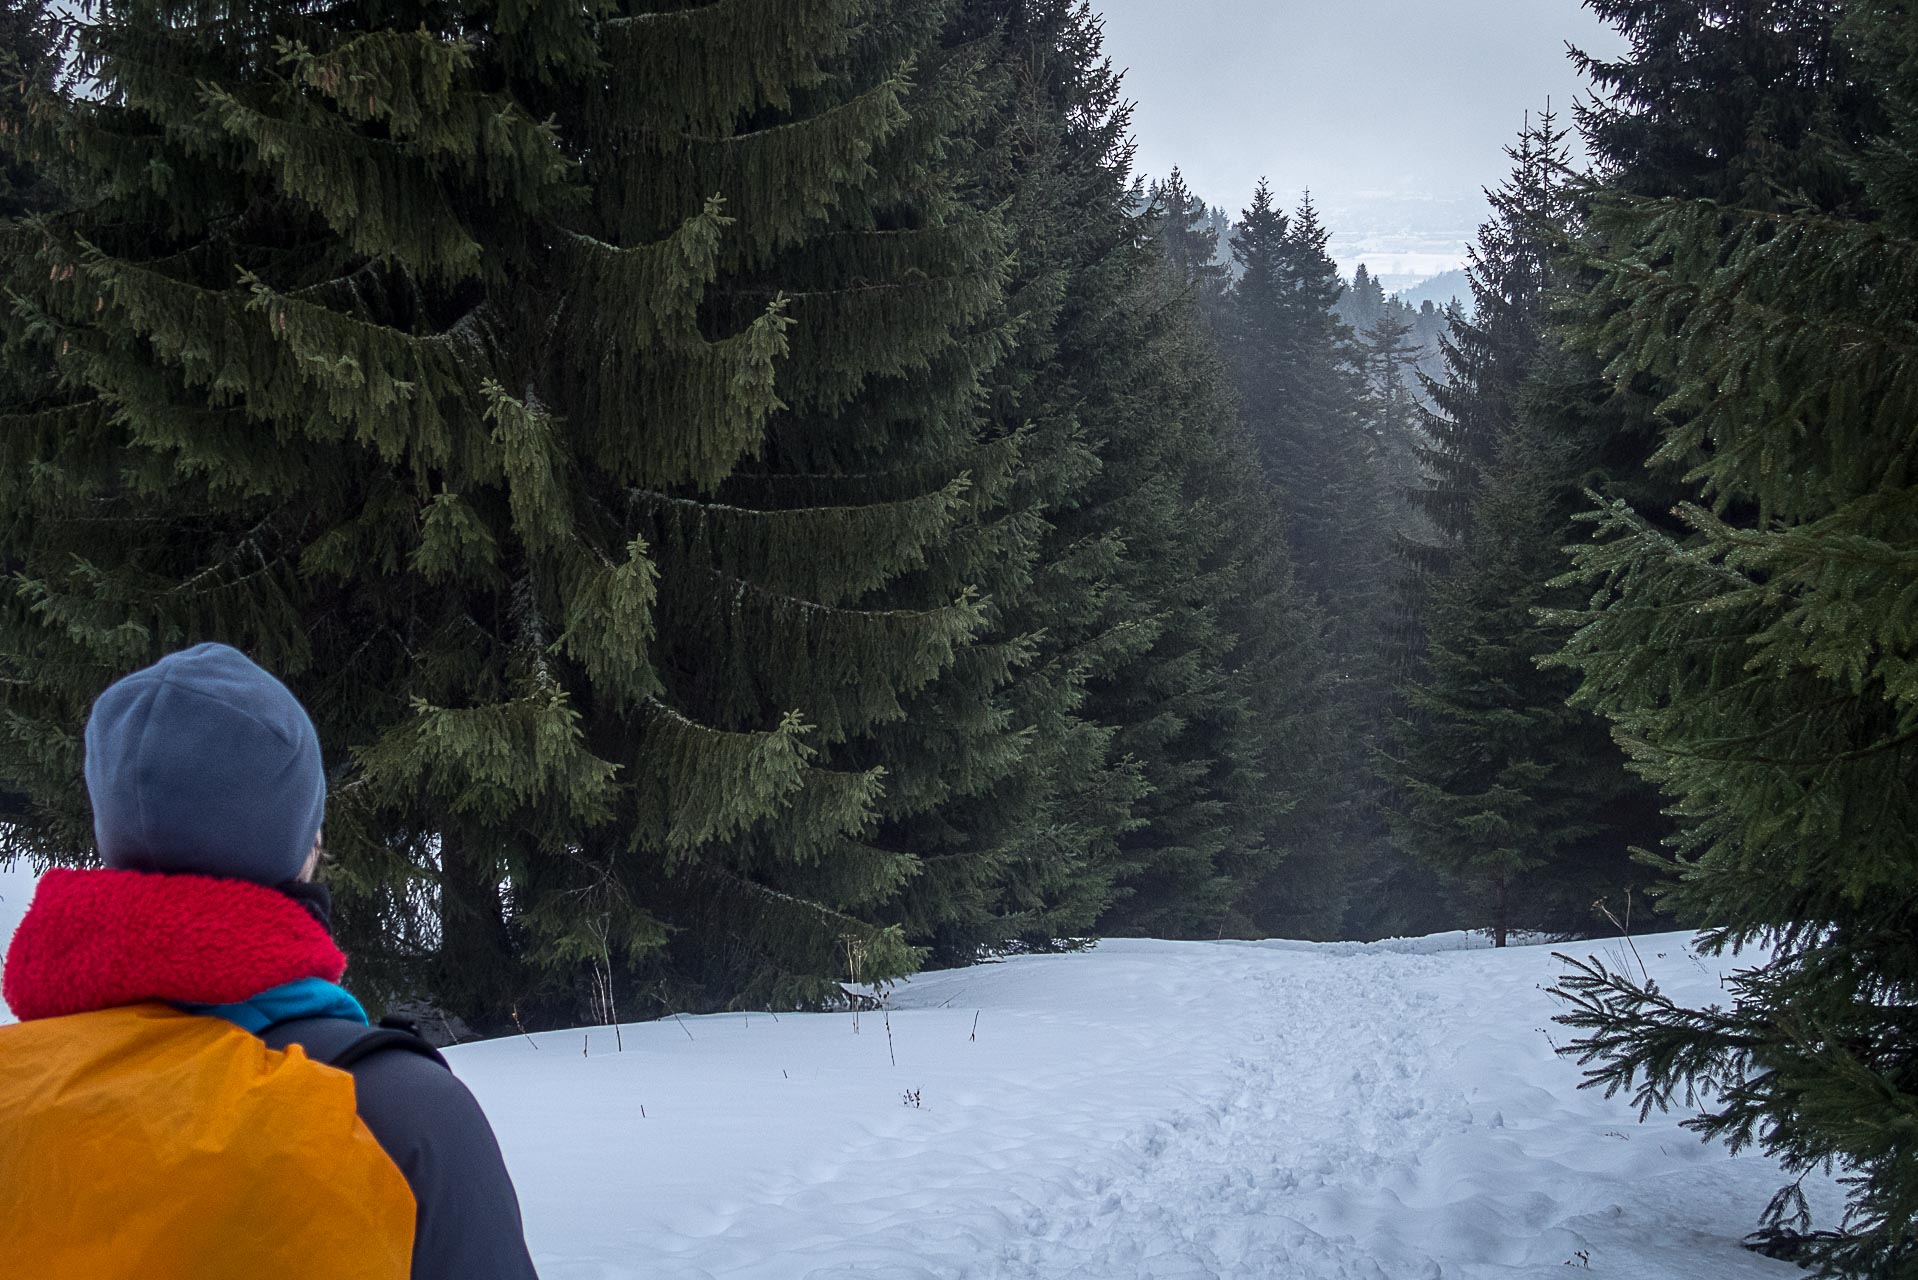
0 1002 416 1280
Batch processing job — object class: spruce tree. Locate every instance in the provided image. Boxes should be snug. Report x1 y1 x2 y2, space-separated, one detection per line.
1410 108 1574 563
1575 0 1878 211
1559 0 1885 533
1228 184 1394 929
0 0 64 552
948 1 1323 948
607 2 1024 1010
0 0 1018 1022
1091 242 1329 939
1391 424 1590 946
1150 166 1230 312
1386 106 1668 946
1550 3 1918 1270
1227 184 1377 604
1337 262 1389 333
1357 306 1423 543
879 0 1147 958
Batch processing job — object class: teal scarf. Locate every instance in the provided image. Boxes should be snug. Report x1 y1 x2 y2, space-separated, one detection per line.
178 975 367 1032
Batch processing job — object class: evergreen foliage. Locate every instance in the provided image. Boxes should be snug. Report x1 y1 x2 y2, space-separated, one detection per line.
1549 2 1918 1270
0 0 60 220
1336 265 1448 404
0 0 1013 1021
1410 109 1576 565
1226 185 1376 606
1392 425 1584 946
1149 166 1230 313
1575 0 1879 210
873 0 1143 959
1562 0 1886 535
1386 106 1668 946
1090 244 1329 940
1356 306 1424 544
946 9 1329 945
0 0 1325 1020
1210 183 1393 939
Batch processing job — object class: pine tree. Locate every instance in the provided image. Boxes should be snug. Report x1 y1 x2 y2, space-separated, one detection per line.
0 0 64 533
879 0 1150 959
1550 3 1918 1270
1227 184 1375 602
1337 262 1389 333
1391 424 1591 946
610 2 1025 1011
0 0 1019 1023
959 1 1324 948
1560 0 1885 532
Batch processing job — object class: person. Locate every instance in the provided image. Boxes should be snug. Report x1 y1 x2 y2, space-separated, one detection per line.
0 642 540 1279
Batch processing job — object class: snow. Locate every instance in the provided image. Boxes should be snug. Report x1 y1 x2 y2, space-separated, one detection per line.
0 865 1843 1276
457 932 1839 1279
0 861 35 1027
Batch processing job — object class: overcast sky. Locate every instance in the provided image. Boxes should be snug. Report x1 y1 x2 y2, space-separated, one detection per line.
1093 0 1629 261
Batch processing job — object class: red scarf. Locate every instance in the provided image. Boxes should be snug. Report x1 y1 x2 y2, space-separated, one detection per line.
3 867 346 1022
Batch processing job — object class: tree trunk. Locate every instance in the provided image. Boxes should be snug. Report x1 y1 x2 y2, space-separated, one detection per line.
437 831 518 1029
1493 874 1508 948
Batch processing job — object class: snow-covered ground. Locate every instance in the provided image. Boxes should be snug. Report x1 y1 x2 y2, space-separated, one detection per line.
0 862 1842 1277
462 932 1837 1279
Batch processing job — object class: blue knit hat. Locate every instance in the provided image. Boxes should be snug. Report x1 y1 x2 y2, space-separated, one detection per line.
84 643 327 885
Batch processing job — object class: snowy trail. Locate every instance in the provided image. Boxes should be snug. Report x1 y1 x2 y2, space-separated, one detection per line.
449 935 1840 1280
986 949 1459 1279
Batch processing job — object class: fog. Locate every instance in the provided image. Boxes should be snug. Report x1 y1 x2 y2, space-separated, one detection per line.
1093 0 1632 284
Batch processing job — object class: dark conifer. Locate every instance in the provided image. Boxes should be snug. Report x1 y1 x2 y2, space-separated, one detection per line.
1549 4 1918 1269
1357 306 1423 544
1092 243 1329 939
1575 0 1878 210
1560 0 1886 532
885 0 1148 958
0 0 60 219
1386 105 1666 946
0 0 1014 1021
1218 183 1392 938
1227 184 1375 604
1410 108 1574 564
1150 166 1231 311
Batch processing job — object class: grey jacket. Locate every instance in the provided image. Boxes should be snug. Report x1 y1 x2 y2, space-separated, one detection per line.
263 1016 540 1280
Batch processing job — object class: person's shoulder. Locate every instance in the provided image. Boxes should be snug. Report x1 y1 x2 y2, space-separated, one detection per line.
262 1015 444 1072
264 1017 475 1144
260 1020 539 1277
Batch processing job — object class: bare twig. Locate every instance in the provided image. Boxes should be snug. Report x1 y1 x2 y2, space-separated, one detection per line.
510 1004 540 1051
1595 891 1651 984
653 990 695 1040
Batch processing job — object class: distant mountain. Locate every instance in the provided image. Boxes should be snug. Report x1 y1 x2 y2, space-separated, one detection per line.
1394 269 1471 314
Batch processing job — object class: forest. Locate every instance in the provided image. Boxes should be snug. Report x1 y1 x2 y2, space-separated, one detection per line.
2 0 1916 1271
